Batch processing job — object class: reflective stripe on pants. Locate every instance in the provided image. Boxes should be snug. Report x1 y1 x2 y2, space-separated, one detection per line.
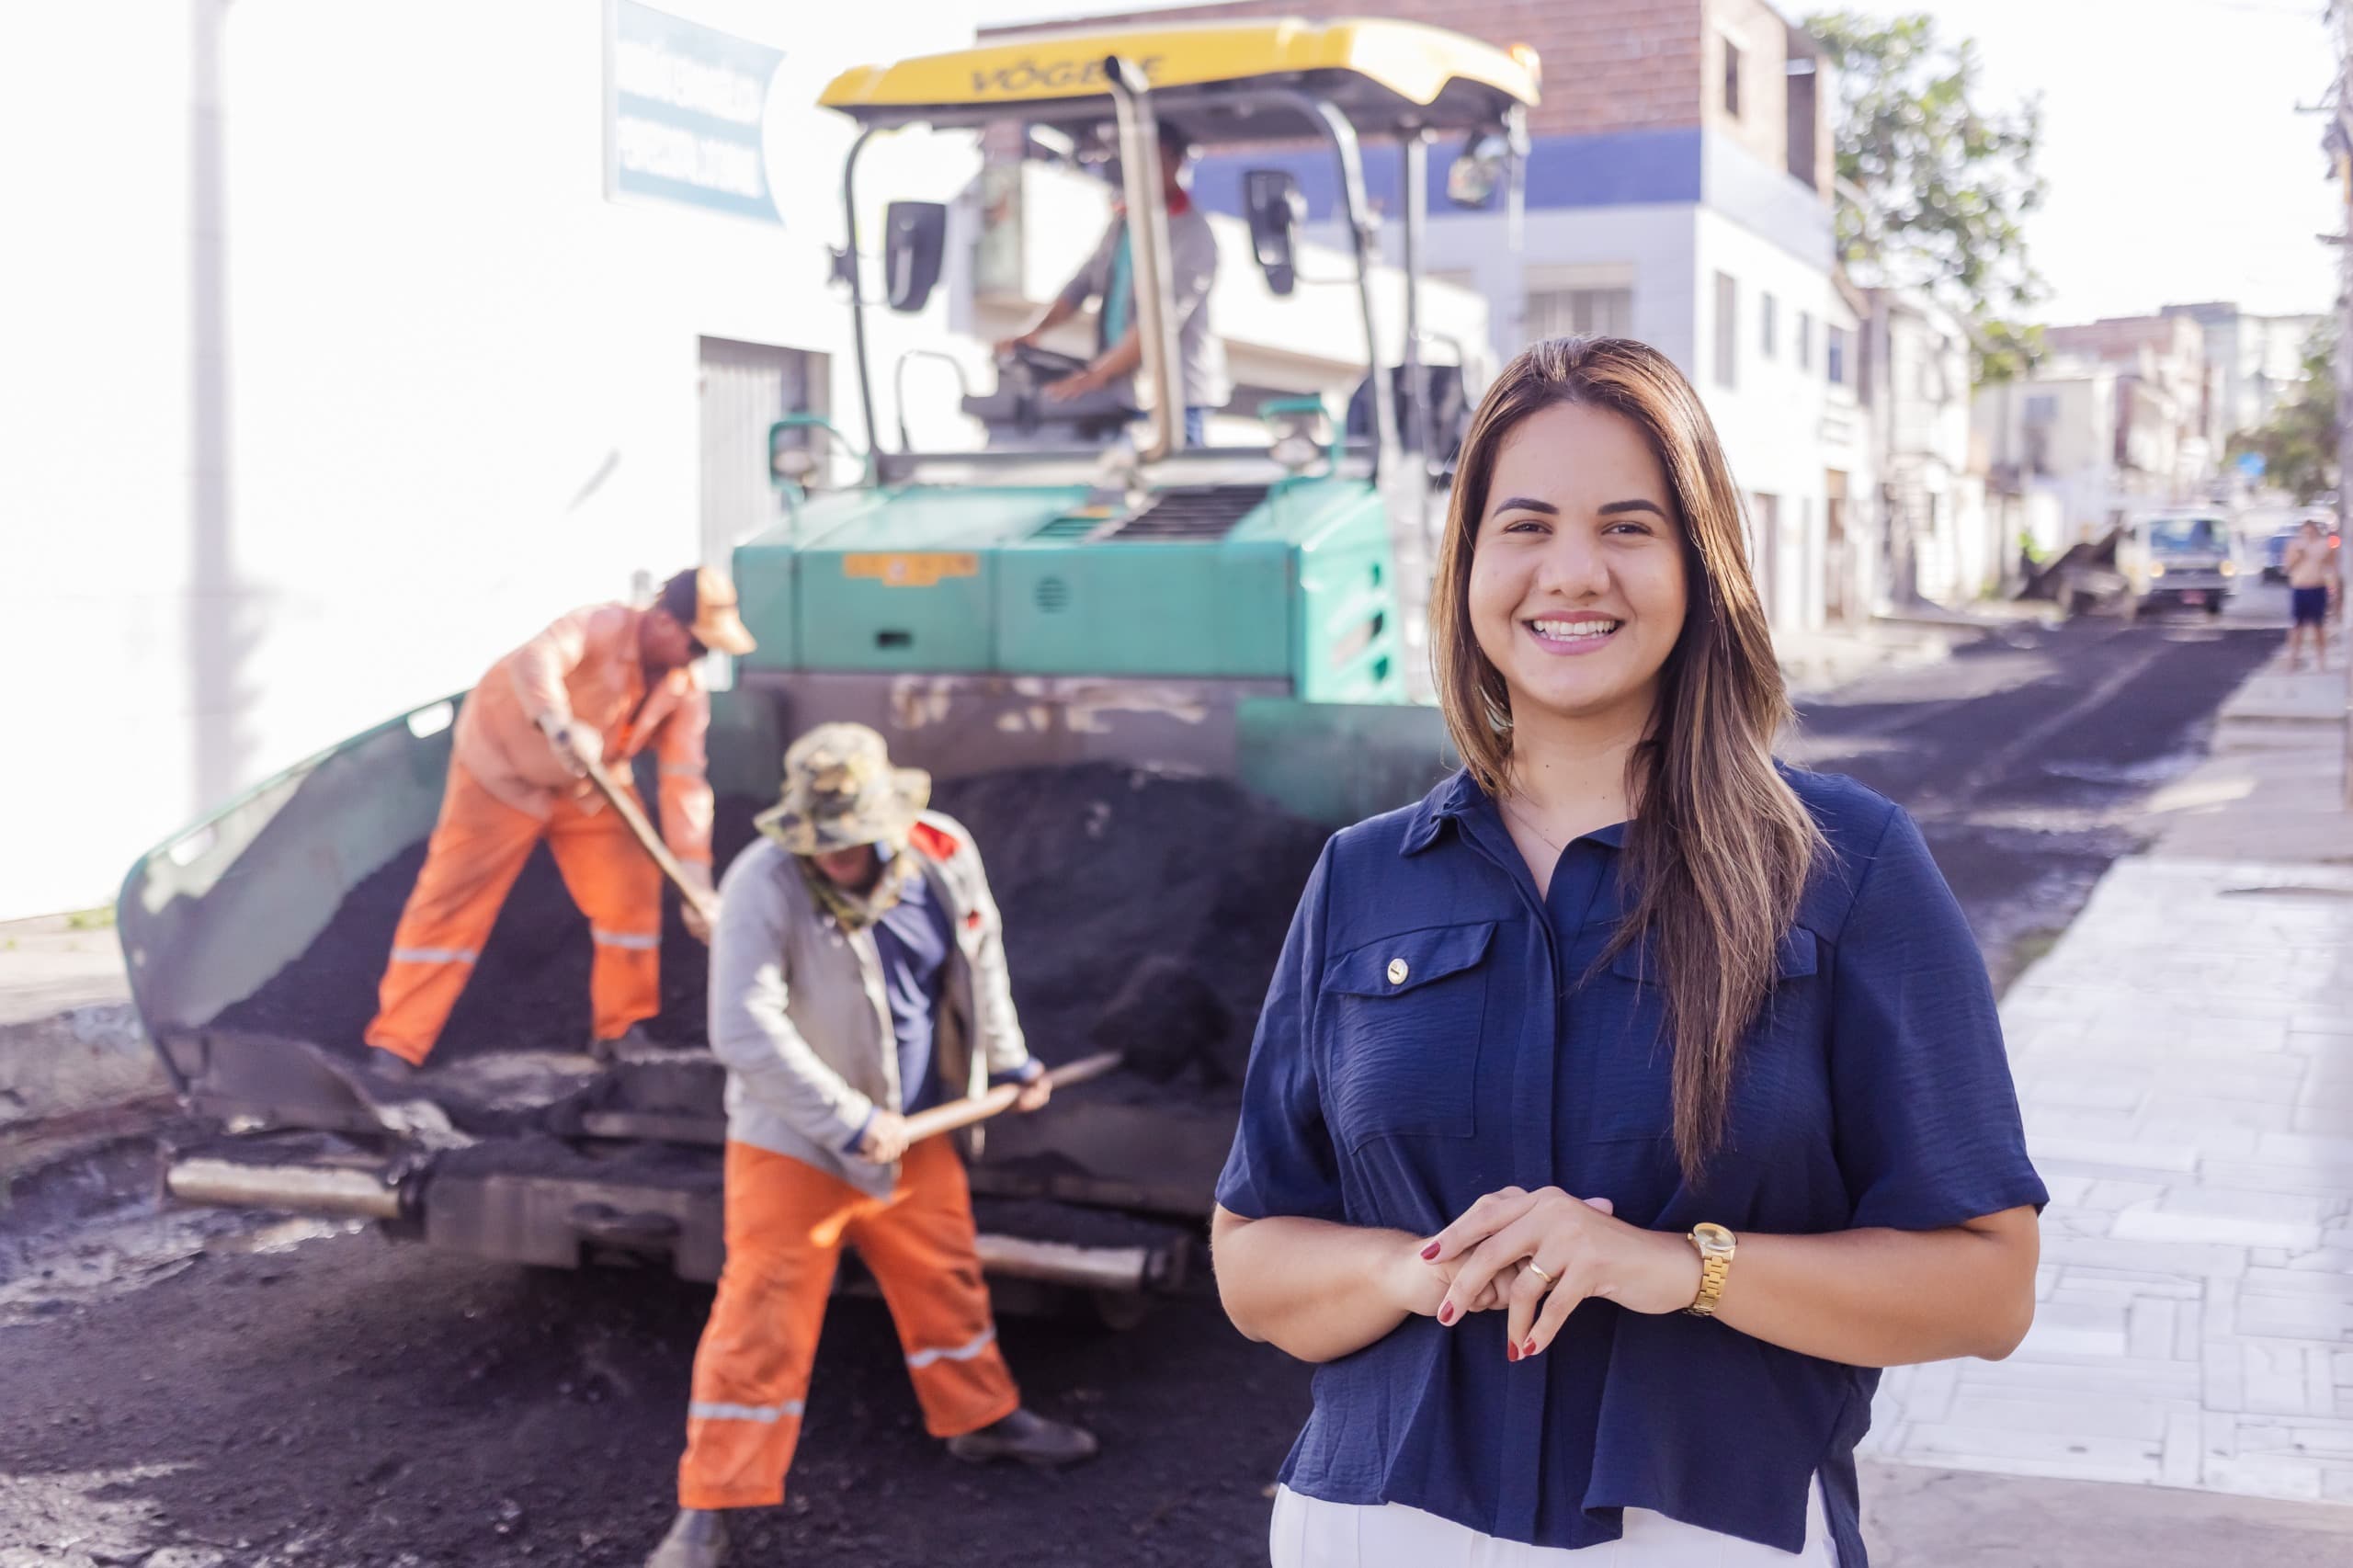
364 761 662 1062
676 1138 1019 1510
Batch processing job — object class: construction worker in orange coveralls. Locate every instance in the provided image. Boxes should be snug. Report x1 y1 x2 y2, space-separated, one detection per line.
363 568 756 1079
643 722 1097 1568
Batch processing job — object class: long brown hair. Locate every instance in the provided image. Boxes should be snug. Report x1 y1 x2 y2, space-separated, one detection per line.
1428 335 1823 1177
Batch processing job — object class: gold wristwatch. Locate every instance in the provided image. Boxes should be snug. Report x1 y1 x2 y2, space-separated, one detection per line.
1684 1222 1736 1318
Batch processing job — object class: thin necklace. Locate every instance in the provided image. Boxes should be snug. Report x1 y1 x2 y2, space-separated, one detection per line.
1501 794 1564 858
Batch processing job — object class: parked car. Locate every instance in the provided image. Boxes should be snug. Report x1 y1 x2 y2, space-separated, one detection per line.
2261 518 2339 584
2263 528 2298 583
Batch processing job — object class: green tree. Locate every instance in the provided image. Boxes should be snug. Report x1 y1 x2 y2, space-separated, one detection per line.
2228 329 2337 504
1806 11 2047 384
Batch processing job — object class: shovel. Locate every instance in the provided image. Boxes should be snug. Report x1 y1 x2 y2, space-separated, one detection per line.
578 754 722 932
899 1050 1125 1145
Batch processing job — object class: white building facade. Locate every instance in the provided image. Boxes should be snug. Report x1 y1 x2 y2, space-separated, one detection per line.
4 1 983 918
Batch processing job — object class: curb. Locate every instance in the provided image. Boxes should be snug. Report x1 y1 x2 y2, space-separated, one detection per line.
0 1002 167 1132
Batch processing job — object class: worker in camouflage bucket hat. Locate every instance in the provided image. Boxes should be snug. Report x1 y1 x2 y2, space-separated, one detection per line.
648 721 1095 1568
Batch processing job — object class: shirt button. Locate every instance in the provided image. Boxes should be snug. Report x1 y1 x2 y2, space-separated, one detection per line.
1387 958 1409 985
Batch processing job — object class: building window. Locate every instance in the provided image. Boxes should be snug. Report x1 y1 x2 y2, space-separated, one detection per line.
1715 273 1738 390
1722 38 1743 119
1826 324 1850 387
2024 392 2057 425
1525 286 1634 342
1796 311 1813 370
1760 292 1778 360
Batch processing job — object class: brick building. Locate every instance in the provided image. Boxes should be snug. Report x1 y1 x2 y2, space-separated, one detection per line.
985 0 1871 631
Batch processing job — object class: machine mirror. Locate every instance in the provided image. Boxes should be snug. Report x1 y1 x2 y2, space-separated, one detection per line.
1446 133 1509 210
883 201 948 312
1244 170 1306 297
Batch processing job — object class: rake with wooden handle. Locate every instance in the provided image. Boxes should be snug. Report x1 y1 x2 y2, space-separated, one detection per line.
578 754 721 931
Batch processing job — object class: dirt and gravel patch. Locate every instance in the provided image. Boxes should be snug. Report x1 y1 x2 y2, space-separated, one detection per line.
0 1220 1307 1568
212 766 1327 1094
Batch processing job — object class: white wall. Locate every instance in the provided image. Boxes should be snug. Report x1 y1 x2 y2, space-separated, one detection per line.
1690 208 1837 632
0 1 970 918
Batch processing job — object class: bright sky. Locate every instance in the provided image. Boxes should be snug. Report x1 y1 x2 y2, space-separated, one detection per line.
969 0 2342 326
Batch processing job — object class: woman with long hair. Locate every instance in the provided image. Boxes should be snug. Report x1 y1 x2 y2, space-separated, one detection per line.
1211 337 2045 1566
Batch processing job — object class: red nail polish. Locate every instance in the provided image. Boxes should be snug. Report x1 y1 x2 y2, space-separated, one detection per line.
1522 1338 1538 1358
1506 1343 1518 1362
1420 1241 1441 1260
1438 1303 1456 1325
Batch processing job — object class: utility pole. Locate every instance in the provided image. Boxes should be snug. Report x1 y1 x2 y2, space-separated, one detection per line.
2333 2 2353 801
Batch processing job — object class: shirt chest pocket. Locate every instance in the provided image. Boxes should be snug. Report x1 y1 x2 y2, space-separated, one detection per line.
1319 922 1495 1153
1591 926 1821 1144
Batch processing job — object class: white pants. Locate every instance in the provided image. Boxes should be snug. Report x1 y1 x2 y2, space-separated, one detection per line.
1270 1481 1840 1567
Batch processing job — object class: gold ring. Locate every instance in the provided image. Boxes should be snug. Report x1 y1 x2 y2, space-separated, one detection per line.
1525 1262 1556 1285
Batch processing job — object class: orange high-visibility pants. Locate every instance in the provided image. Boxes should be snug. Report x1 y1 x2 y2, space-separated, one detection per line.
364 761 662 1062
676 1136 1019 1510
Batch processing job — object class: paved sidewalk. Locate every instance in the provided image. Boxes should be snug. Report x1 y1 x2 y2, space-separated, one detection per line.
1863 658 2353 1506
0 914 153 1134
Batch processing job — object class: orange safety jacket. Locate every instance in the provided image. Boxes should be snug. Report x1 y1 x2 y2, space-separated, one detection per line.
451 602 715 865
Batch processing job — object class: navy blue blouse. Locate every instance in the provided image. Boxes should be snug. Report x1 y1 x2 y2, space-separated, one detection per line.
1215 767 2047 1566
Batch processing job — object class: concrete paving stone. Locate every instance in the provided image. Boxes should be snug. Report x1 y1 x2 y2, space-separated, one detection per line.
2034 1263 2061 1301
2137 1095 2298 1133
2162 1410 2205 1487
2244 1344 2336 1414
2206 1340 2248 1411
2154 1185 2336 1222
1893 1423 2164 1486
2029 1136 2205 1176
2129 1298 2180 1359
2257 1131 2353 1166
2205 1449 2329 1501
2109 1203 2322 1250
2078 1178 2171 1210
2236 1290 2353 1338
2041 1206 2120 1240
2242 1266 2353 1301
2308 1353 2342 1418
2040 1174 2097 1207
2037 1233 2250 1278
2199 1160 2353 1197
2175 1299 2206 1359
2161 1064 2313 1104
1943 1392 2177 1443
1962 1354 2201 1403
2022 1068 2153 1111
2016 1298 2131 1358
2326 1467 2353 1502
2052 1264 2204 1301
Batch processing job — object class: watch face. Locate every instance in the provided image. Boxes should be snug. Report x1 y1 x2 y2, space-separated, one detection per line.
1691 1222 1736 1254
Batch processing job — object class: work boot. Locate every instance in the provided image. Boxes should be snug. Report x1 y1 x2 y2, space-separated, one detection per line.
357 1045 426 1096
644 1507 726 1568
946 1407 1099 1469
591 1023 662 1064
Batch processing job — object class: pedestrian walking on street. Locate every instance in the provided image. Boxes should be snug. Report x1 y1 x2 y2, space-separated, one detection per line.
1211 337 2048 1567
363 568 754 1077
644 722 1096 1568
2283 518 2339 670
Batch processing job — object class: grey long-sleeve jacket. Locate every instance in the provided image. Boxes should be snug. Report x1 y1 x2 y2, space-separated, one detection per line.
707 810 1031 1199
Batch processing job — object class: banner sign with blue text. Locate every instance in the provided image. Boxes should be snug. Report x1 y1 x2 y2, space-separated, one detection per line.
608 1 783 224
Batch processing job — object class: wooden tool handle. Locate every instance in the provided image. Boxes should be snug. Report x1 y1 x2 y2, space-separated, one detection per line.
901 1050 1124 1145
579 756 722 926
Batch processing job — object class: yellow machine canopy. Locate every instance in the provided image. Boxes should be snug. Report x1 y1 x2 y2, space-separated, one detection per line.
818 17 1539 138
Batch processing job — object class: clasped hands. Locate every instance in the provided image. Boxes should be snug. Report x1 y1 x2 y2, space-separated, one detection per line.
1388 1186 1704 1362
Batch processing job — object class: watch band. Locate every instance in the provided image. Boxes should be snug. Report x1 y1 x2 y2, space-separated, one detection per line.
1684 1222 1736 1318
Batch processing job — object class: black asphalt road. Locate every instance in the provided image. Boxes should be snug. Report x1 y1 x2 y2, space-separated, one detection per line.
0 610 2290 1568
1790 609 2281 989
